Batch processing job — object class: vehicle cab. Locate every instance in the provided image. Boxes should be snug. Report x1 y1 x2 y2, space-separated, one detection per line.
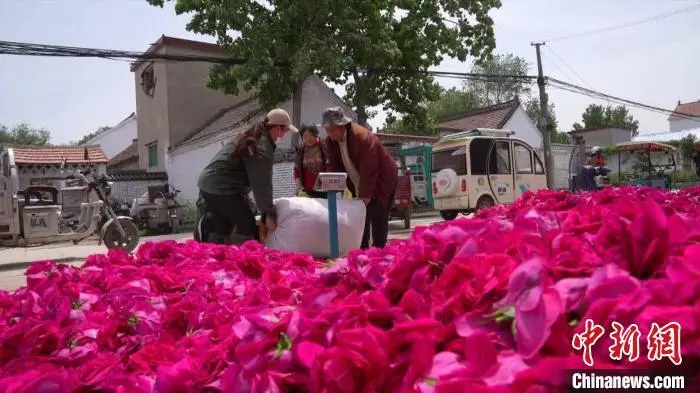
431 128 547 220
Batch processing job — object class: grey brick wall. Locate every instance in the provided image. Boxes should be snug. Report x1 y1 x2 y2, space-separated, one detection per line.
273 162 296 198
535 144 575 190
110 179 167 203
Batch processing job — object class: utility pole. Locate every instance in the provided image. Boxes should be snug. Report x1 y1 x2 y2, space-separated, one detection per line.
531 42 554 189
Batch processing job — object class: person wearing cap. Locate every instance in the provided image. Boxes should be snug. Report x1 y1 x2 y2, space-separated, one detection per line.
577 146 610 191
322 107 398 249
195 108 298 244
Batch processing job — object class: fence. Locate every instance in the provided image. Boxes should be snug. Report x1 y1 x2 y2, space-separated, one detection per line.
535 143 576 190
106 170 169 203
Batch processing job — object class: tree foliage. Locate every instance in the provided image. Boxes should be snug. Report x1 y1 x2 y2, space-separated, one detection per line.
77 126 110 146
147 0 502 127
0 123 51 150
666 134 696 163
385 87 481 135
524 98 568 144
465 53 531 105
387 52 567 144
572 104 640 136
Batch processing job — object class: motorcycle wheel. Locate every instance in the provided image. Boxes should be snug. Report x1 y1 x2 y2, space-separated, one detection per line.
103 218 140 253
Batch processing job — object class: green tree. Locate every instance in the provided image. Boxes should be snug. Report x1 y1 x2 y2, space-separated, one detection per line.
524 98 568 144
147 0 502 127
572 104 640 136
77 126 110 145
465 53 531 105
385 87 481 135
0 123 51 150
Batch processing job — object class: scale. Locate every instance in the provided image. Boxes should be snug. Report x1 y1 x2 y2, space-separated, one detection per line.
313 172 348 258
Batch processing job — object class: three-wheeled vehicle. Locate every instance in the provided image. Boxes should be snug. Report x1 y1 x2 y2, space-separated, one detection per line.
615 141 677 190
0 147 140 251
131 184 183 234
383 143 412 229
431 128 548 220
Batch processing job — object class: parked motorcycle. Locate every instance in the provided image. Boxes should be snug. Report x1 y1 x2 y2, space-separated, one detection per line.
0 148 140 252
132 184 183 234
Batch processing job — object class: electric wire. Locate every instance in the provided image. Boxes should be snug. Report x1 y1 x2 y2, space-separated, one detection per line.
541 3 700 43
546 77 700 124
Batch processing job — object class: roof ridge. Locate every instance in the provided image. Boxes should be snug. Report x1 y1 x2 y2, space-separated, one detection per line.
8 144 103 149
175 97 256 147
437 98 520 124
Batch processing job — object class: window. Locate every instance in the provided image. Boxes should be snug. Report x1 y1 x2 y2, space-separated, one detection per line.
147 142 158 168
432 146 467 176
514 143 533 173
534 152 545 174
469 139 511 175
141 64 156 97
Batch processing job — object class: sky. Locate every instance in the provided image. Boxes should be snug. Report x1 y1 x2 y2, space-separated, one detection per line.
1 0 699 145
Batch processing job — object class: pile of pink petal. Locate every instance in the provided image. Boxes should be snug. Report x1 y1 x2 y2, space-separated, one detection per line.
2 186 700 392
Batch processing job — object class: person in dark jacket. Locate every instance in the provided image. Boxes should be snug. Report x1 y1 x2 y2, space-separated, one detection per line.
294 124 328 198
322 107 398 249
196 108 297 244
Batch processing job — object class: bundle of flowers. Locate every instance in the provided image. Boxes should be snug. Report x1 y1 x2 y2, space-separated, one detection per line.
1 186 699 392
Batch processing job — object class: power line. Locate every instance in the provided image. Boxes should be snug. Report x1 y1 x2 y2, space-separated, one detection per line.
546 77 700 124
540 51 575 83
545 46 592 89
541 3 700 43
0 40 537 82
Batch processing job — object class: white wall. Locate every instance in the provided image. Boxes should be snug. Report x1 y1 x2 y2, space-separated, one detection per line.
504 106 542 149
167 143 298 205
167 139 223 204
670 117 700 132
85 116 137 159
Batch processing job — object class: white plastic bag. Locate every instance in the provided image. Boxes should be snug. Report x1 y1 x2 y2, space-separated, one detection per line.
266 197 366 257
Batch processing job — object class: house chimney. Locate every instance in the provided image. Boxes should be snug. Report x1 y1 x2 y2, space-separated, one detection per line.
678 100 681 105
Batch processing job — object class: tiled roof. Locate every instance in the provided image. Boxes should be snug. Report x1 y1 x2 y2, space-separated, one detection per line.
169 97 265 151
9 145 108 165
106 170 168 182
108 139 138 168
436 99 520 132
568 125 632 134
669 100 700 121
375 133 438 144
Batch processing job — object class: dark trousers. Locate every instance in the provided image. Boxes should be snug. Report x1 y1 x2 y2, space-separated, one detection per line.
200 191 257 245
304 190 328 199
361 199 391 249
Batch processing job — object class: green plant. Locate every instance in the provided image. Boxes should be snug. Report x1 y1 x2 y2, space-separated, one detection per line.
671 170 698 184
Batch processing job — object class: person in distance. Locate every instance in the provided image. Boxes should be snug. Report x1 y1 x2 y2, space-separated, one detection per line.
294 124 329 198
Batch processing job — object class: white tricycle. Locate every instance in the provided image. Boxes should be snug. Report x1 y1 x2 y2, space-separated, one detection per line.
0 150 140 252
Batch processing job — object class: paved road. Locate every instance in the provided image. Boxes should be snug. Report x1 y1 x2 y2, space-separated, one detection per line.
0 213 442 292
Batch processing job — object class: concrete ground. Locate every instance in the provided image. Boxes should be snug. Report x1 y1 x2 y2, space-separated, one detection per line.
0 212 442 292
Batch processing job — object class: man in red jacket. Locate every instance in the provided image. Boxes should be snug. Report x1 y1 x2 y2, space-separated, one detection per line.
322 107 398 249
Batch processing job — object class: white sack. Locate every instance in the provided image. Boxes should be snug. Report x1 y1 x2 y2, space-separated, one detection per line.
266 197 366 257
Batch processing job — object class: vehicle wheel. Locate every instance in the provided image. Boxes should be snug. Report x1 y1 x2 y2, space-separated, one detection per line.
172 219 181 234
103 218 140 253
403 208 411 229
476 196 495 211
440 210 459 221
